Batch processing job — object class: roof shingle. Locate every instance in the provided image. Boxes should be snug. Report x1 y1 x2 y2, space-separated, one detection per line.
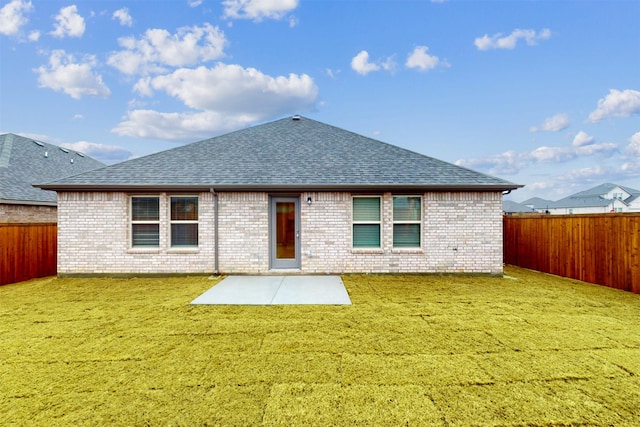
0 133 105 204
38 116 520 192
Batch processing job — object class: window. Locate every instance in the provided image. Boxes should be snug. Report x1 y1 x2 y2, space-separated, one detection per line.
353 196 381 247
393 196 421 248
171 196 198 247
131 197 160 247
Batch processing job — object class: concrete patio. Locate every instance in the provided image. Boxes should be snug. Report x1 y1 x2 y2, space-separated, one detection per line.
190 275 352 305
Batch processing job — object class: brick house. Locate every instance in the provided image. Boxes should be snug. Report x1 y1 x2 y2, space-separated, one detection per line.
38 116 521 276
0 133 104 223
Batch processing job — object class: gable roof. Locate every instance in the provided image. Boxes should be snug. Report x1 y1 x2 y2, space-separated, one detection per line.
521 197 553 209
0 133 105 205
38 116 520 192
548 182 640 209
503 200 536 213
570 182 640 199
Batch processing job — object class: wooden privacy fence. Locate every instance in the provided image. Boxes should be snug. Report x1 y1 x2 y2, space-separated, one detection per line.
0 223 57 285
504 214 640 294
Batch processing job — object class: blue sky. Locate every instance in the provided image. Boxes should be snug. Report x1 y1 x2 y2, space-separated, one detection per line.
1 0 639 202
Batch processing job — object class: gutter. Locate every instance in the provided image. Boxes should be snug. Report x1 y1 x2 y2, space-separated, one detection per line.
35 183 524 193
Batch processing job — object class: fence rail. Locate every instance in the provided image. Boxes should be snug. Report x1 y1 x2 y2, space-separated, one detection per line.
504 214 640 294
0 223 57 285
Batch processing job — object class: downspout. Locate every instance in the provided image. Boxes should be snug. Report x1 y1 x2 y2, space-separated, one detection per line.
210 188 219 275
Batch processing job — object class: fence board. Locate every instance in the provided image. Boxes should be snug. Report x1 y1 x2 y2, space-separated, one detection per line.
0 223 57 285
504 214 640 294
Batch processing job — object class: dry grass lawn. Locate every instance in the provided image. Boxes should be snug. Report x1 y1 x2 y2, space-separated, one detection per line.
1 266 639 426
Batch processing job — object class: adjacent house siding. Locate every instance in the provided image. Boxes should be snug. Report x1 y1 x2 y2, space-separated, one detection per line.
56 190 503 276
0 204 57 223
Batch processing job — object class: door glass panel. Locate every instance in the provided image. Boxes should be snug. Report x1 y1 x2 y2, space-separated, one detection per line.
276 202 296 259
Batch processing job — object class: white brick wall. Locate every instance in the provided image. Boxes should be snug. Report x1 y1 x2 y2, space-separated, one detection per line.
57 190 503 275
0 204 57 223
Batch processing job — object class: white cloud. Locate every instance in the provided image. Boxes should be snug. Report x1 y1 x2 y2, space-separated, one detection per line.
51 5 85 38
405 46 448 72
625 132 640 155
530 113 570 132
351 50 380 76
188 0 203 7
112 8 132 27
474 28 551 51
35 50 111 99
587 89 640 122
108 23 227 75
117 63 318 140
222 0 298 22
112 109 260 141
0 0 32 36
61 141 132 164
140 63 318 114
455 141 617 176
572 130 594 147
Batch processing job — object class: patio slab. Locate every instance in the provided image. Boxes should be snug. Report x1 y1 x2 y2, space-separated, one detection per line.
191 275 352 305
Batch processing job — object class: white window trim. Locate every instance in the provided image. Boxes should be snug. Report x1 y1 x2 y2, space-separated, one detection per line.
352 195 382 249
130 195 160 248
169 195 199 248
392 195 422 249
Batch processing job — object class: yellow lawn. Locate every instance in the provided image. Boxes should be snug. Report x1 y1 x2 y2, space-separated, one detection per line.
1 266 639 426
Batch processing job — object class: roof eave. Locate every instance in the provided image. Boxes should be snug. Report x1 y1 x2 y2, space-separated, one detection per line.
36 183 523 193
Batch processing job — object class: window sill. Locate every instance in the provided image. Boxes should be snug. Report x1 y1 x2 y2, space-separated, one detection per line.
128 248 161 254
352 248 384 254
167 247 200 254
391 248 423 254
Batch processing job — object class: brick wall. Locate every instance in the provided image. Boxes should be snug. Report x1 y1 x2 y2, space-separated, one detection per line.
57 190 503 275
0 203 57 223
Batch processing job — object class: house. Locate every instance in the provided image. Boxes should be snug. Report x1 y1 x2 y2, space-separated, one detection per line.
503 200 537 215
0 133 104 223
521 197 554 213
537 183 640 215
37 116 521 276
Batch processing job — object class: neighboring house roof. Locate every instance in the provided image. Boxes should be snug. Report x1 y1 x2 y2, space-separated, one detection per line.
521 197 553 210
525 182 640 211
0 133 105 205
551 195 614 209
570 182 640 199
38 116 521 192
503 200 536 213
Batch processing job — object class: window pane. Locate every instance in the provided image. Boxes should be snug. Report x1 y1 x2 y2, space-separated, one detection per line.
393 197 421 221
393 224 420 247
132 224 159 246
353 224 380 247
171 197 198 221
353 197 380 222
132 197 159 221
171 224 198 246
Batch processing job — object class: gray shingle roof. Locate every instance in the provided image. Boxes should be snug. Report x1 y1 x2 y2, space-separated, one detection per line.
38 116 520 192
503 200 536 213
0 133 105 204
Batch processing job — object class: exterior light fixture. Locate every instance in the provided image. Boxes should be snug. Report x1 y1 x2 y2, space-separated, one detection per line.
307 196 312 205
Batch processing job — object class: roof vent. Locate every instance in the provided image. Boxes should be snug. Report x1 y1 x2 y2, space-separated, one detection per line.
59 147 69 153
76 152 85 157
292 115 301 121
32 140 44 147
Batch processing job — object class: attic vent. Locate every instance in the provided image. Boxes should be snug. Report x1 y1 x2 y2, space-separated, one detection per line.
59 147 69 153
32 140 44 147
292 115 301 121
76 152 85 157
